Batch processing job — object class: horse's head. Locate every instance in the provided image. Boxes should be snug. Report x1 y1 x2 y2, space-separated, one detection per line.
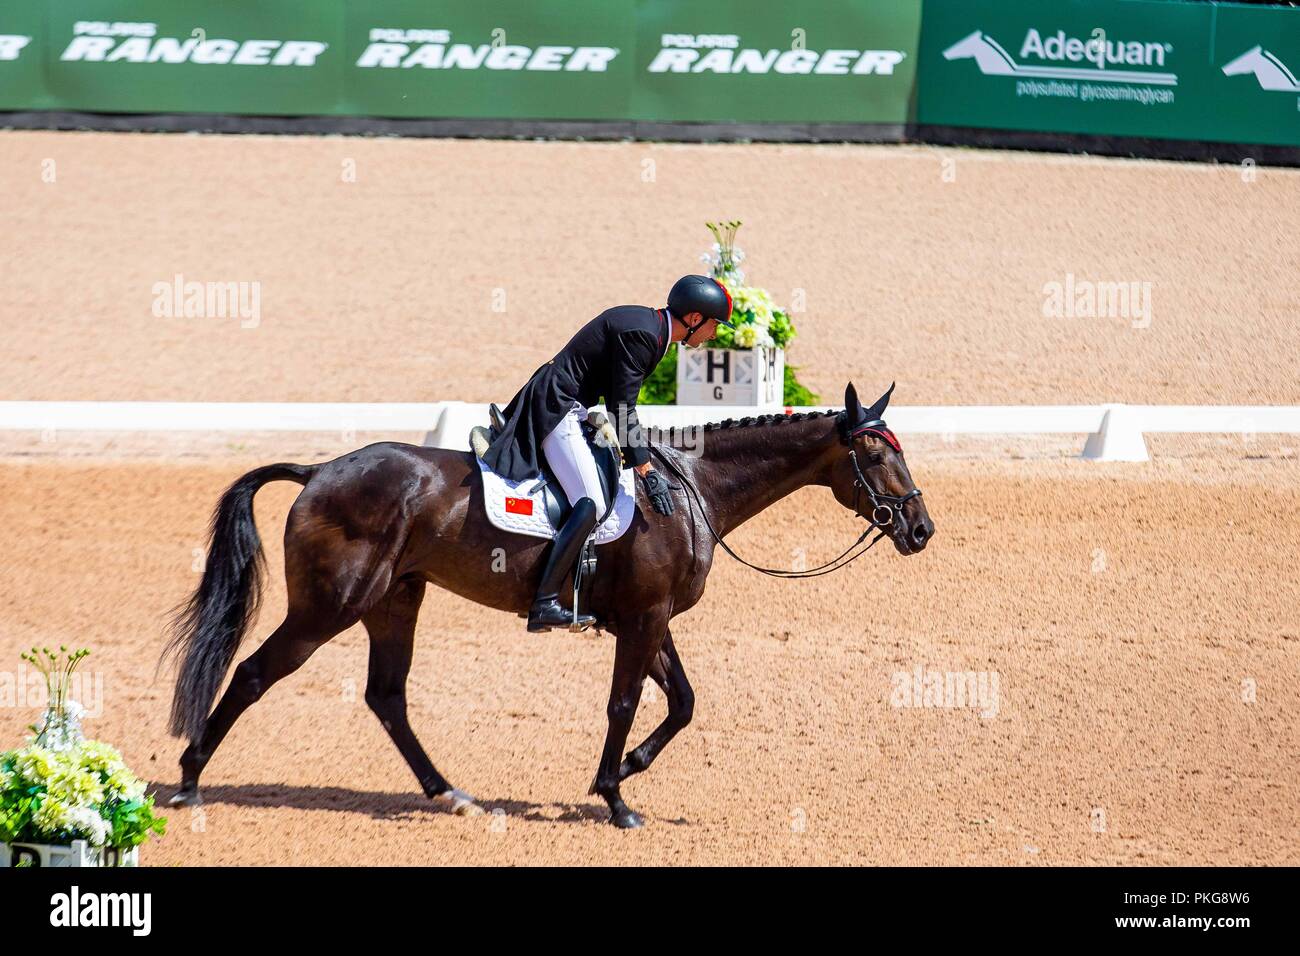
943 30 986 61
1221 46 1300 92
942 30 1015 75
830 382 934 555
1222 46 1263 77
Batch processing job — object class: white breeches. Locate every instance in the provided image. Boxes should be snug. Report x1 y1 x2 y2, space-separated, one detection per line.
541 402 607 516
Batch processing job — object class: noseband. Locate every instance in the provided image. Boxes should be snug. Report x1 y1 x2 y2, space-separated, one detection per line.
848 419 923 532
648 415 923 580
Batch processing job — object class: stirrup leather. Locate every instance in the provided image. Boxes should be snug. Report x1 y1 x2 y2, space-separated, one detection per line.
569 535 599 632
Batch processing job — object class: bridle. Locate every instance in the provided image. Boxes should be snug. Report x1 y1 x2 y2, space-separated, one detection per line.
847 418 923 530
649 415 923 579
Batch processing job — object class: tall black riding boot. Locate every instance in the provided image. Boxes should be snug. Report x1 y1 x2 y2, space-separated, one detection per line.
527 497 599 632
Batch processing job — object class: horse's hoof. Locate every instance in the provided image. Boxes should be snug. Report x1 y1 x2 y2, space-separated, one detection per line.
168 787 201 807
610 808 644 830
433 788 483 816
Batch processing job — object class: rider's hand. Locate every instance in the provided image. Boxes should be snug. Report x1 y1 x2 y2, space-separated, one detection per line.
640 469 676 516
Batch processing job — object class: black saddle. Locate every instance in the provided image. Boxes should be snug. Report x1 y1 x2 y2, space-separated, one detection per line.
488 403 621 531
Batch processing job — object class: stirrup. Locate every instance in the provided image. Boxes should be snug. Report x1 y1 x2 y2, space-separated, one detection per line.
528 598 594 633
570 535 599 632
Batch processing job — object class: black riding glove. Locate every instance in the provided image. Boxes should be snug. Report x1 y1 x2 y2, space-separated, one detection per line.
640 469 676 516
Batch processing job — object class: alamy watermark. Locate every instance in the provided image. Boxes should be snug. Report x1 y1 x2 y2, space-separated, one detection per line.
602 408 705 458
152 274 261 328
0 665 104 718
890 665 1000 719
49 886 151 936
1042 273 1152 329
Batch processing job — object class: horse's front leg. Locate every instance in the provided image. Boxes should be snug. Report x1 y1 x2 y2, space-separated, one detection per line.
616 629 693 783
591 611 668 829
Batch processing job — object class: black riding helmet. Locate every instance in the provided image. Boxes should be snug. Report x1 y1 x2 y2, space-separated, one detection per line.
668 275 736 342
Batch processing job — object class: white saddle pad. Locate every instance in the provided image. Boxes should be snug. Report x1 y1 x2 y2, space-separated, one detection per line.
475 457 638 543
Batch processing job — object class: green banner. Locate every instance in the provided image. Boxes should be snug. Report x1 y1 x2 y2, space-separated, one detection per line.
1211 3 1300 147
1 0 1298 147
44 1 342 115
0 3 47 111
631 0 921 123
340 0 635 121
0 0 918 124
917 0 1300 147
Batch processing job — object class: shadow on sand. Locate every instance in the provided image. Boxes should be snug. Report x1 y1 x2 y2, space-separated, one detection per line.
150 781 620 824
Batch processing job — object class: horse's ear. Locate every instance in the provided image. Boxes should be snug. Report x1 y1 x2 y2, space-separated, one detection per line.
866 382 895 420
844 383 865 425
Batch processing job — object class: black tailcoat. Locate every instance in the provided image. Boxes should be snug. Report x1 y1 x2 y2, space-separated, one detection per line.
482 305 671 482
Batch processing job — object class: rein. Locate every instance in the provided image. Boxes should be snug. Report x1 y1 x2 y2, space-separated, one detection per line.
648 417 922 580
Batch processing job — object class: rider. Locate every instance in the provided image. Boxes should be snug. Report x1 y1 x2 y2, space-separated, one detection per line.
482 275 735 632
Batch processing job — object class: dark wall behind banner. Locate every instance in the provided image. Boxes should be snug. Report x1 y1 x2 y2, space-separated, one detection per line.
1 0 1298 150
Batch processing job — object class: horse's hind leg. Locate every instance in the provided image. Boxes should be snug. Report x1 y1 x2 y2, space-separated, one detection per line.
173 612 344 805
361 577 481 817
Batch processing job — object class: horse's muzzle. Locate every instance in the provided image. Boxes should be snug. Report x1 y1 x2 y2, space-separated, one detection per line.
893 513 934 555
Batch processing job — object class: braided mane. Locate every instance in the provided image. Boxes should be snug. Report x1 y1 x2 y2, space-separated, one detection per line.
646 409 845 448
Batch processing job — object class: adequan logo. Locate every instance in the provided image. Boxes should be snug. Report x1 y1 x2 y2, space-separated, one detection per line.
1222 45 1300 93
943 28 1177 86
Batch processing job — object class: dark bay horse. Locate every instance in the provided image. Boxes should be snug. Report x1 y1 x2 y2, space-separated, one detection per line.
164 382 933 828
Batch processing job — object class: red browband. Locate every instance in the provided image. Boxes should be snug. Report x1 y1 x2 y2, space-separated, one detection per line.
850 423 902 452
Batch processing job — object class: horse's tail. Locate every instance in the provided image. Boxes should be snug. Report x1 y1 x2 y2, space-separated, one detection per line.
163 462 315 741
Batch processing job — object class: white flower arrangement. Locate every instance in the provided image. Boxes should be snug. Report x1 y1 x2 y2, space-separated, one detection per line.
3 740 158 849
1 648 165 852
644 221 817 405
699 221 796 352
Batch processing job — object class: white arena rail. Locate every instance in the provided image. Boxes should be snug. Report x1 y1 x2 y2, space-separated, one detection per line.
2 400 1299 462
0 401 445 433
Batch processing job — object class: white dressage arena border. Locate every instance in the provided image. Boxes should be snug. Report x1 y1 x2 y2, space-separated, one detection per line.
2 400 1300 462
0 401 445 433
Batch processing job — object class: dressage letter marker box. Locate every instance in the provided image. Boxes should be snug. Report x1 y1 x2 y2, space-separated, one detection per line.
676 346 784 408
